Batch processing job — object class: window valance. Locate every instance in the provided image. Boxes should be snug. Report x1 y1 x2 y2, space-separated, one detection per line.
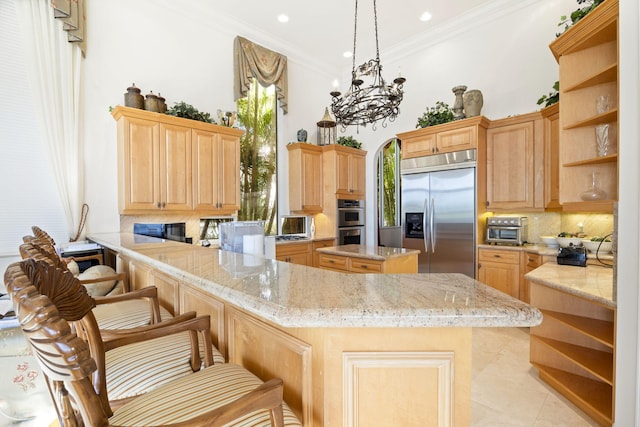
234 36 288 114
50 0 86 55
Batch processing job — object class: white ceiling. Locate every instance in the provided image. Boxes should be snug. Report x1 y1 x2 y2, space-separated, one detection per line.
213 0 496 75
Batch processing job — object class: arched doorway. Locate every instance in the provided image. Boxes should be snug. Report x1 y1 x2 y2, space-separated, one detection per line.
375 138 401 247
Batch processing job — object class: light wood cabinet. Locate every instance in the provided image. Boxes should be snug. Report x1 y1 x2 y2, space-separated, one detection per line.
477 248 520 299
276 242 312 266
397 116 490 159
529 281 615 426
115 114 192 213
519 251 555 303
550 0 618 213
486 112 544 211
317 252 418 274
312 239 335 268
113 105 242 215
287 143 323 214
322 144 367 199
192 128 241 215
541 103 561 209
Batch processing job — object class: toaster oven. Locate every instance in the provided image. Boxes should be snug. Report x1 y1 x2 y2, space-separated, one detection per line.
486 217 528 245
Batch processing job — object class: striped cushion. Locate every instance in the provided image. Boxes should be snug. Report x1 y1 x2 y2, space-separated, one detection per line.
106 331 226 400
93 299 172 329
109 364 302 426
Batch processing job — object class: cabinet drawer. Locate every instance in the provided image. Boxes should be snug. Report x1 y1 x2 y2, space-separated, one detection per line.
318 254 349 271
524 252 541 269
349 258 383 273
478 249 520 264
313 240 335 250
276 242 311 257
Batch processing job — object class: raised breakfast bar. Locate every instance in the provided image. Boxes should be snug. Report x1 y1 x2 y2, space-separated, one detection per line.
90 232 542 426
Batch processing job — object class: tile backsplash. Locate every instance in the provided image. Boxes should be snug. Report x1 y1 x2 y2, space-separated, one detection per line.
490 212 614 244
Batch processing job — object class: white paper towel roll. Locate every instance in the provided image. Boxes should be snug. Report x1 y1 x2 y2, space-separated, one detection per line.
242 234 264 256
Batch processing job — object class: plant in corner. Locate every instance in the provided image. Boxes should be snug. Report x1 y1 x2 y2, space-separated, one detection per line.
556 0 605 37
165 101 214 124
537 81 559 108
336 136 362 149
415 101 456 128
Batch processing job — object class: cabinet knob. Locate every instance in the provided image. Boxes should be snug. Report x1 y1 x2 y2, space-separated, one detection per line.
360 264 367 269
493 254 501 258
156 202 161 208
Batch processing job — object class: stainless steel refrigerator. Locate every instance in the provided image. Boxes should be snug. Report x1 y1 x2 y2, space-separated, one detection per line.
400 150 476 277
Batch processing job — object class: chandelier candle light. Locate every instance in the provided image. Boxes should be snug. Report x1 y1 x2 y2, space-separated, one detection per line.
330 0 406 130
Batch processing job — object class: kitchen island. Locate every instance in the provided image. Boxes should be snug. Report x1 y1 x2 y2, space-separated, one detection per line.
90 232 541 426
316 244 419 273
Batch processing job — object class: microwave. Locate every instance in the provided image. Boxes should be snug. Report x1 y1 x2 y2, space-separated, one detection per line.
486 217 528 245
280 216 309 237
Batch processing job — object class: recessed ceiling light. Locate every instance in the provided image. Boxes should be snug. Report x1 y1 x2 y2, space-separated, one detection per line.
343 51 352 58
420 11 432 22
277 14 289 23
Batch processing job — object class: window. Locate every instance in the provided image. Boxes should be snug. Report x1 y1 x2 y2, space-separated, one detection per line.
236 82 278 235
377 138 400 227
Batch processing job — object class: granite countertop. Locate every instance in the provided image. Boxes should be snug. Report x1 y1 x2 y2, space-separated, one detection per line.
477 243 615 262
316 244 420 261
89 232 541 329
524 263 615 308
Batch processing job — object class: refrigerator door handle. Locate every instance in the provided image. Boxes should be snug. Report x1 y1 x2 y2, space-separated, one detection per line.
422 199 429 254
430 198 436 252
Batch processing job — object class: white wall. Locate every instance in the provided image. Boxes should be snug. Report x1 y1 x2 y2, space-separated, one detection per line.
82 0 335 233
82 0 575 237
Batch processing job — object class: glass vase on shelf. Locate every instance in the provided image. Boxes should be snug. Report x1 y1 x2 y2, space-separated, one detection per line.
580 172 607 201
595 123 610 156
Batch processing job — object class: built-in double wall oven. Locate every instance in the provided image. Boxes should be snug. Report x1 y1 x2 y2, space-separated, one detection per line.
337 199 365 245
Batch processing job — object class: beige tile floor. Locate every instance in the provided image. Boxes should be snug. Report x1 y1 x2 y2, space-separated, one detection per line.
472 327 600 426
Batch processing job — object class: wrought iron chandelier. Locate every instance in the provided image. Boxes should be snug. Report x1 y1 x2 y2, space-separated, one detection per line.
330 0 406 130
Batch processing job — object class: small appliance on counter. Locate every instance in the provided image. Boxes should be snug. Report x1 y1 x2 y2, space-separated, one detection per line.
133 222 190 243
486 216 528 246
557 245 587 267
280 215 310 238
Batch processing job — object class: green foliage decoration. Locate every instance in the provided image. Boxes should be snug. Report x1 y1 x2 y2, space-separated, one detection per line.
556 0 604 37
337 136 362 149
166 101 214 124
415 101 456 128
537 81 560 108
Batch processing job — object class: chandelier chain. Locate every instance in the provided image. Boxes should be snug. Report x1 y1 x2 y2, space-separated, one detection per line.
352 0 358 72
373 0 380 60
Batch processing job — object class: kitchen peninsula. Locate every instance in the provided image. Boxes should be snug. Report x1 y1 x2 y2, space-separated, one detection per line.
90 232 542 426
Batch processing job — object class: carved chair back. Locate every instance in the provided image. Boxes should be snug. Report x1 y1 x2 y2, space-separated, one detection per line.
4 259 112 426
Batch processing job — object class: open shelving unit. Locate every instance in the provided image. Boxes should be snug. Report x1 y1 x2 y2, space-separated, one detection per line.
550 0 619 213
530 283 615 426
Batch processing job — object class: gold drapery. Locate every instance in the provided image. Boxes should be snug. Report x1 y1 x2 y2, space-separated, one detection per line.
234 36 288 114
50 0 86 55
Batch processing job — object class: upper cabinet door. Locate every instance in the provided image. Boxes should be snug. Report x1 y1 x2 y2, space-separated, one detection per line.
217 133 241 211
486 113 543 211
287 143 323 214
192 128 241 214
118 115 160 212
160 123 192 211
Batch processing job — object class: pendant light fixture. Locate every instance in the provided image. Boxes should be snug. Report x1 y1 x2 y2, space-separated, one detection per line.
330 0 406 131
